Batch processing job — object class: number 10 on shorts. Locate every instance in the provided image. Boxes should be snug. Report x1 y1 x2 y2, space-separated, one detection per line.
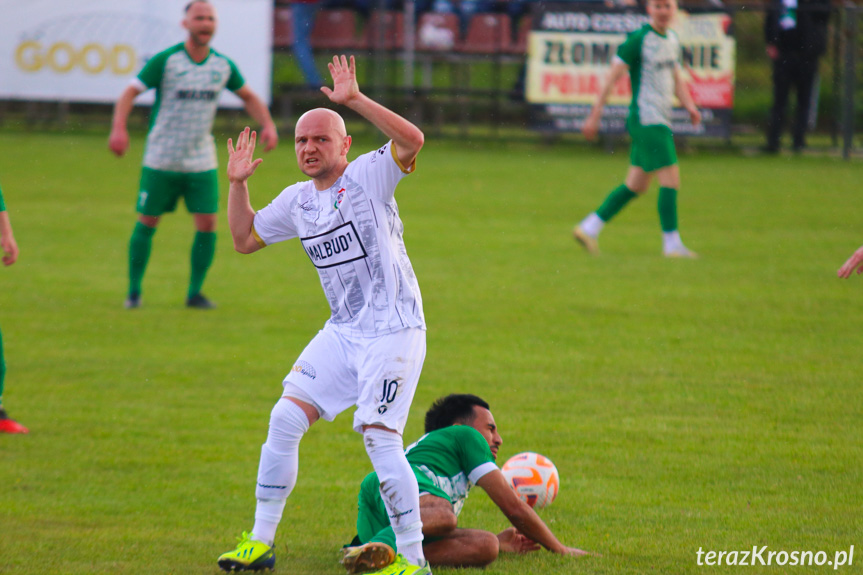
378 379 399 414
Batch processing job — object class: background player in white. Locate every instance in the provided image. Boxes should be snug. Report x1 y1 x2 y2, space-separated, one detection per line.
217 55 430 575
573 0 701 258
341 394 589 573
109 0 278 310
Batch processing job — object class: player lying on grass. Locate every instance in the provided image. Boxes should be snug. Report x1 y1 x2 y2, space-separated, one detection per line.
340 394 589 574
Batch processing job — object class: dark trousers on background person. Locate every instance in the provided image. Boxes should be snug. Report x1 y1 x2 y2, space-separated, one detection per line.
766 50 820 152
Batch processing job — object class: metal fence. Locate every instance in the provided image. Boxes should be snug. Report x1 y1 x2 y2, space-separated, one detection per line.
3 2 863 158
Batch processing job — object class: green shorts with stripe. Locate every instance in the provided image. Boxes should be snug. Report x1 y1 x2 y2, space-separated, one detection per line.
137 167 218 216
628 121 678 172
356 470 449 548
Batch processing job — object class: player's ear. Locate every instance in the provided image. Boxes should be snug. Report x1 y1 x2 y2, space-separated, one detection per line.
342 135 352 156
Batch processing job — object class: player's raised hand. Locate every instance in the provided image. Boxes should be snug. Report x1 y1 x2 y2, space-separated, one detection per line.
838 245 863 278
321 55 359 106
227 127 263 184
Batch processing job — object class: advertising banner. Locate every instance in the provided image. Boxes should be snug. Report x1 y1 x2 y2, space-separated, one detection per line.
526 3 736 138
0 0 273 107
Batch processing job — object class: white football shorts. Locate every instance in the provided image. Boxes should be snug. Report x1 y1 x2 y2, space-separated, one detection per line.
281 324 426 434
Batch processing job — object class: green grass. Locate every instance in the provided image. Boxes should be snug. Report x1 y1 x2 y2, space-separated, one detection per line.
1 129 861 574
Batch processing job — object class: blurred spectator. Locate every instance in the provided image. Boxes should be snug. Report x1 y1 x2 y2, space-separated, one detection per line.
430 0 497 32
764 0 830 153
291 0 325 87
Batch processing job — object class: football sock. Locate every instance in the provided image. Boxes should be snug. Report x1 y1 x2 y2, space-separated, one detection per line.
595 184 637 223
663 230 684 252
579 213 605 237
658 187 678 233
363 427 425 566
128 222 156 297
253 399 310 546
188 231 216 298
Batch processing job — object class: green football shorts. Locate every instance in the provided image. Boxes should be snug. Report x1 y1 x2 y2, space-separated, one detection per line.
628 121 678 173
356 470 449 548
137 168 218 216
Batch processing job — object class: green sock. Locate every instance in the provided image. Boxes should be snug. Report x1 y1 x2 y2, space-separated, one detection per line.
129 222 156 297
595 184 637 222
658 187 678 232
189 231 216 298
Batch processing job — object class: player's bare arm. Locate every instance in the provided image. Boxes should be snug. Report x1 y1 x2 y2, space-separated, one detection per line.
838 245 863 278
226 127 265 254
321 55 424 169
0 211 18 266
584 59 629 141
235 85 279 152
108 85 144 157
477 469 589 556
674 67 701 126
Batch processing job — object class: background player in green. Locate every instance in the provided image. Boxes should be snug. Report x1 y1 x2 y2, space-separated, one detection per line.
109 0 278 309
573 0 701 258
340 394 588 574
0 182 28 434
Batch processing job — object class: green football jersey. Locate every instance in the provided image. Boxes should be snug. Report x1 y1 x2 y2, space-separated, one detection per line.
405 425 498 516
137 43 245 173
616 24 681 128
0 182 5 212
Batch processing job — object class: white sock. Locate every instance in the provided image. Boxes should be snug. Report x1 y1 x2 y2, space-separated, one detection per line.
252 499 286 546
252 399 310 546
663 230 683 251
363 428 425 565
580 213 604 237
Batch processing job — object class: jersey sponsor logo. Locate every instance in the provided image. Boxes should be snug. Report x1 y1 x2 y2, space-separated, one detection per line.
333 188 346 210
291 360 316 380
175 89 217 101
300 221 367 269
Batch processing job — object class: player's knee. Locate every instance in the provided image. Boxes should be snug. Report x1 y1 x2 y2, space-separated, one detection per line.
194 213 217 232
422 510 458 537
474 532 500 566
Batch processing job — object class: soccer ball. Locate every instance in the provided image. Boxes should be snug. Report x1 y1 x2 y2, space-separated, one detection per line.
500 452 560 509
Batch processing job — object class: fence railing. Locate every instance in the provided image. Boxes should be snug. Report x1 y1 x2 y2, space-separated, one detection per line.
3 2 863 158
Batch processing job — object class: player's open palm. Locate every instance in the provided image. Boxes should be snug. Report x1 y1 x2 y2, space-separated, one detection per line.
227 127 263 184
321 55 359 106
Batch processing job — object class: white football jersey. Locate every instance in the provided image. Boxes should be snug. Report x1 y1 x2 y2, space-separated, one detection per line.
252 142 425 337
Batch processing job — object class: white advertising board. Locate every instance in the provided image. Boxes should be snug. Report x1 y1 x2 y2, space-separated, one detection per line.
0 0 273 107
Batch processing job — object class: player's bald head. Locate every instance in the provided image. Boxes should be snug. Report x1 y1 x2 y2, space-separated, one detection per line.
185 0 211 13
296 108 347 138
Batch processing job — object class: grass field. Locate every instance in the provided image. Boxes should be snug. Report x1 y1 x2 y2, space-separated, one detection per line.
0 127 861 575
